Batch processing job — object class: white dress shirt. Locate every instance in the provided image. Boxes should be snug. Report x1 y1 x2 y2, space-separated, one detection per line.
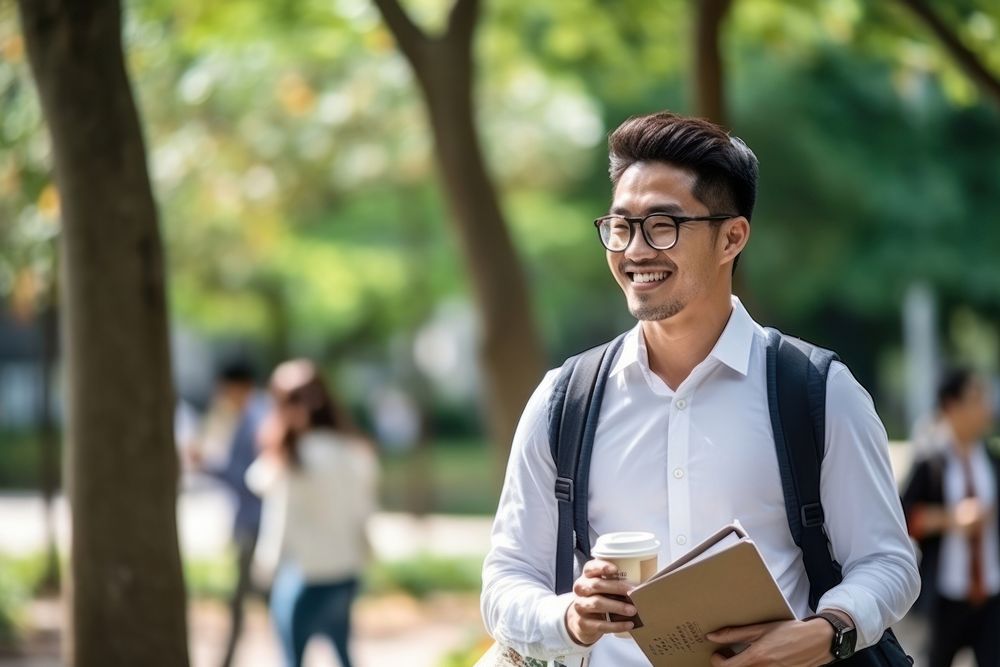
481 297 919 665
937 441 1000 600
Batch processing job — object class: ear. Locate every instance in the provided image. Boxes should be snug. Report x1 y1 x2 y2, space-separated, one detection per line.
718 216 750 266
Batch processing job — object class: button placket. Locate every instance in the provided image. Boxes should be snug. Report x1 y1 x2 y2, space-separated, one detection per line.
667 392 692 559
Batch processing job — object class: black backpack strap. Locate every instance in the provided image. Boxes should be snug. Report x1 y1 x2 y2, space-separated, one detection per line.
548 333 627 595
764 328 842 610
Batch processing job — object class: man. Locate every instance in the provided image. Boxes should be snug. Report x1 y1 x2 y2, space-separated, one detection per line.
902 369 999 667
480 112 919 666
200 360 270 667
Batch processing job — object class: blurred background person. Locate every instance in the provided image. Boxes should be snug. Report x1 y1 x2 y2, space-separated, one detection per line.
247 359 378 667
196 360 271 667
902 368 999 667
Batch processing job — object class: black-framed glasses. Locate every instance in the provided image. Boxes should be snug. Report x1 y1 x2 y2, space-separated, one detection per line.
594 213 736 252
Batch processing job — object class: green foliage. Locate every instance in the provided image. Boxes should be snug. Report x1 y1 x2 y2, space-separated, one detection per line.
0 552 49 647
364 554 483 599
439 636 496 667
3 0 999 436
184 554 237 600
380 439 497 515
0 432 58 489
183 551 482 602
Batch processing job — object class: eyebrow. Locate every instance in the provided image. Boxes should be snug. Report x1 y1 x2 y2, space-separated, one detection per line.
609 202 685 216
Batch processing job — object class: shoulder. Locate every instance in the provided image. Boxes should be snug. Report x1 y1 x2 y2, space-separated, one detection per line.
821 361 890 452
298 431 365 466
824 361 872 405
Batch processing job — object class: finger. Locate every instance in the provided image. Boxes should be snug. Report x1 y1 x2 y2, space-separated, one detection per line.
582 559 620 578
575 595 637 618
706 624 767 644
576 616 635 636
573 576 633 598
710 652 730 667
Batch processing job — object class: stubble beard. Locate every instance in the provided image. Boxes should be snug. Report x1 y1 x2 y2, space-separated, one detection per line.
629 293 685 321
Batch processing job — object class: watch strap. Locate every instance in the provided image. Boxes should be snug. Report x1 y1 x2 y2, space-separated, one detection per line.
806 611 851 632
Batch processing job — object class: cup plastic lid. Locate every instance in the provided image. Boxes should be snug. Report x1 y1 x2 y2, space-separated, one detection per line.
591 531 661 557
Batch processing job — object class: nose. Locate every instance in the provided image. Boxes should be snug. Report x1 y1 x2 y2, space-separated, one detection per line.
622 221 658 261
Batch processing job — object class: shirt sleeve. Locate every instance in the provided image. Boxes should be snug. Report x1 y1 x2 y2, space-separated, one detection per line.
480 369 594 662
816 363 921 649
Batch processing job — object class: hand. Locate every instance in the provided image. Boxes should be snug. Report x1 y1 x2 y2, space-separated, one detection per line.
181 447 202 471
564 559 638 646
952 498 989 536
706 619 834 666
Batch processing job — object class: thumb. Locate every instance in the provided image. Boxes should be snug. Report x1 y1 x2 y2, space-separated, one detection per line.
706 624 766 644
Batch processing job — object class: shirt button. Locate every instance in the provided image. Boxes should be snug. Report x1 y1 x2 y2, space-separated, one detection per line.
673 468 684 479
676 535 687 546
675 398 687 410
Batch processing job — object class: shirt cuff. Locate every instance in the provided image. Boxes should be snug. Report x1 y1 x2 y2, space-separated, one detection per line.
816 585 880 650
538 592 595 659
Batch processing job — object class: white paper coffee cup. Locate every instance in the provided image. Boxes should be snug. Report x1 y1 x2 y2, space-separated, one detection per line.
591 532 660 637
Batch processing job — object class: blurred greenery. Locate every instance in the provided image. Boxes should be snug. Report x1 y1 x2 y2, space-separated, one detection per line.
364 554 483 599
2 0 1000 444
183 553 237 601
0 432 58 489
0 552 48 647
182 551 482 601
440 636 497 667
381 439 495 514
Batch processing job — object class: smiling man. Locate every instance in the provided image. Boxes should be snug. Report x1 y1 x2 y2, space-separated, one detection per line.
480 112 919 666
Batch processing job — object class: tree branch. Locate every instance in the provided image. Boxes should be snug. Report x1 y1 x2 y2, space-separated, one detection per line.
897 0 1000 108
371 0 427 66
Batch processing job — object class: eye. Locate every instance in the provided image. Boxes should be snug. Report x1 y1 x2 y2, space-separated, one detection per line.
646 215 674 231
610 218 630 233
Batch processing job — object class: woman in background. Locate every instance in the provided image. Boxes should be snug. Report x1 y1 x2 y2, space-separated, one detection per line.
247 359 378 667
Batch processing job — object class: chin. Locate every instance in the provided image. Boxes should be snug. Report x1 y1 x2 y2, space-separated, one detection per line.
629 299 685 321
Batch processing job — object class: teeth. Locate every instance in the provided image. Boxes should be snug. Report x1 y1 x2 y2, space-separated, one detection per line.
633 272 668 283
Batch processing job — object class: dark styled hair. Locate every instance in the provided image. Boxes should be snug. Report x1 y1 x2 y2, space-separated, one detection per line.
937 367 977 412
217 359 256 386
608 111 759 223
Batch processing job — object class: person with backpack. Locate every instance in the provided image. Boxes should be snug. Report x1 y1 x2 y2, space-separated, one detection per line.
902 368 999 666
480 111 919 666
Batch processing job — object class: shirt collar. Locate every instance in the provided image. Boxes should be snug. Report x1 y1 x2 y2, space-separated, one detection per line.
609 296 756 378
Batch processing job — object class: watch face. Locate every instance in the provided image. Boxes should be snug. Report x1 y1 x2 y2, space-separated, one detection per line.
834 628 858 659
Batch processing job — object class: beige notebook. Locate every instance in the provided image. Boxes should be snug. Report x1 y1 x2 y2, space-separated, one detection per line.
627 522 794 666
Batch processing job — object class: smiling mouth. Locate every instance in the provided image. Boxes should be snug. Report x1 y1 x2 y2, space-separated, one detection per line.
627 270 672 285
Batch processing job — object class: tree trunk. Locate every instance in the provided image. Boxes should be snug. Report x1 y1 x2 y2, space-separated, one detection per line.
372 0 546 456
692 0 760 306
17 1 189 665
693 0 732 126
421 55 545 455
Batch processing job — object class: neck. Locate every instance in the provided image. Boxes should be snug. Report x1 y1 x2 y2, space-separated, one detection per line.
640 289 734 391
945 417 978 454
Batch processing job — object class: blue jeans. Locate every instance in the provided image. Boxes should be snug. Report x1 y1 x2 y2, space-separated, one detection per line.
269 564 359 667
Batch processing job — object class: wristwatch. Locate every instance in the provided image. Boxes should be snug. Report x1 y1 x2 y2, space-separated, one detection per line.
805 611 857 661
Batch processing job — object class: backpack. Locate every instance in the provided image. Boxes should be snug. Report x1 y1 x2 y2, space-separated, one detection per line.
547 327 912 666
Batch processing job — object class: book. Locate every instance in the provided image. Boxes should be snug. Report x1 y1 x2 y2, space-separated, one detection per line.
626 522 795 666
